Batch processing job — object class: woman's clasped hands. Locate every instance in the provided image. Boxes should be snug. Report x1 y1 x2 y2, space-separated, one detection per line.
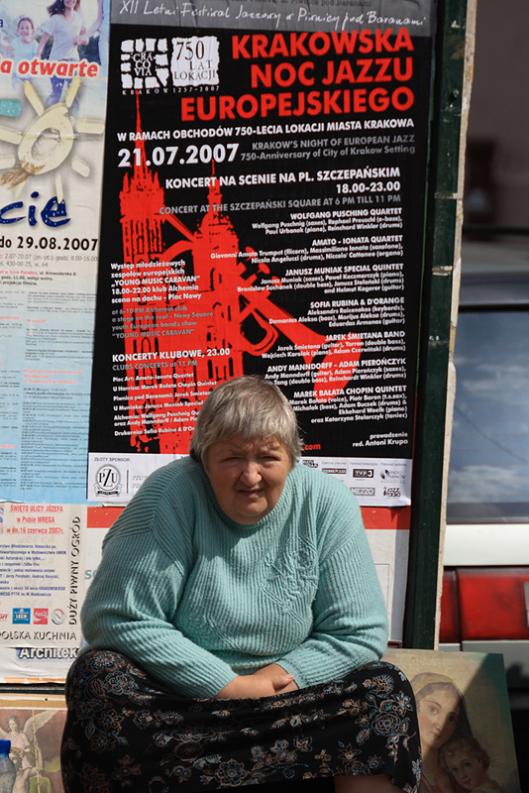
216 663 299 699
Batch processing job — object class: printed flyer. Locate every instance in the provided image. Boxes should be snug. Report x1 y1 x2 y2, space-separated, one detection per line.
0 502 83 649
0 0 109 503
88 0 434 505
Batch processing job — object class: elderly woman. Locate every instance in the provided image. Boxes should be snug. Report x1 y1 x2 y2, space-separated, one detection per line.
61 376 421 793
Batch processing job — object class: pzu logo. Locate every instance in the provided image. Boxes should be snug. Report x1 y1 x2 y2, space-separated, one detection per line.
95 464 121 495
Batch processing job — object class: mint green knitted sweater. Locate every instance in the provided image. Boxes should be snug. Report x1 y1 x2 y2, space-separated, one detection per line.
81 458 388 698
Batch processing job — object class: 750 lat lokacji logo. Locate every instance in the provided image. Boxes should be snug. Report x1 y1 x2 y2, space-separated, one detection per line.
121 35 219 91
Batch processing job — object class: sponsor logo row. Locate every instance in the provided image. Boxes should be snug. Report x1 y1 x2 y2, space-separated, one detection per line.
351 466 404 498
1 608 66 626
301 460 407 501
351 486 402 497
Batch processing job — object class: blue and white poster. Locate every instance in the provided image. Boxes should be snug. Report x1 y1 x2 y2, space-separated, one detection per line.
0 0 109 503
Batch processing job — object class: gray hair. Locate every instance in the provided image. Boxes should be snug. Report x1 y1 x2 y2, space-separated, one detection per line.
190 376 302 464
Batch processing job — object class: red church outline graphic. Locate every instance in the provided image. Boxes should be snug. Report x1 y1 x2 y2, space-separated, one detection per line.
117 95 362 454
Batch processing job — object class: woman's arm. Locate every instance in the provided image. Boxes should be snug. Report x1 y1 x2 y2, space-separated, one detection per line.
74 26 89 47
87 0 104 36
82 529 238 699
36 33 50 58
275 493 388 687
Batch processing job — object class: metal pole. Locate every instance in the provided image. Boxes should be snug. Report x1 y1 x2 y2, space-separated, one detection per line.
404 0 477 648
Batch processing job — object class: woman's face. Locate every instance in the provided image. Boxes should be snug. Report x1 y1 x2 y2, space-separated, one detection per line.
204 435 291 524
64 0 78 9
417 687 460 749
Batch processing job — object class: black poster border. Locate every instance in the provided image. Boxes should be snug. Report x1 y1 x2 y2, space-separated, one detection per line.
88 6 436 510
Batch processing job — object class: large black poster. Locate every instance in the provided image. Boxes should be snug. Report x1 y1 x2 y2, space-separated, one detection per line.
88 0 434 505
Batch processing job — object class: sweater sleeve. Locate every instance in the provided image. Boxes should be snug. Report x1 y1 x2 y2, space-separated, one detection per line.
276 485 388 687
81 478 237 699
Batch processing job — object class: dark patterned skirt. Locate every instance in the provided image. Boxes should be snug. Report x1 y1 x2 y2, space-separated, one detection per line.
61 650 421 793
